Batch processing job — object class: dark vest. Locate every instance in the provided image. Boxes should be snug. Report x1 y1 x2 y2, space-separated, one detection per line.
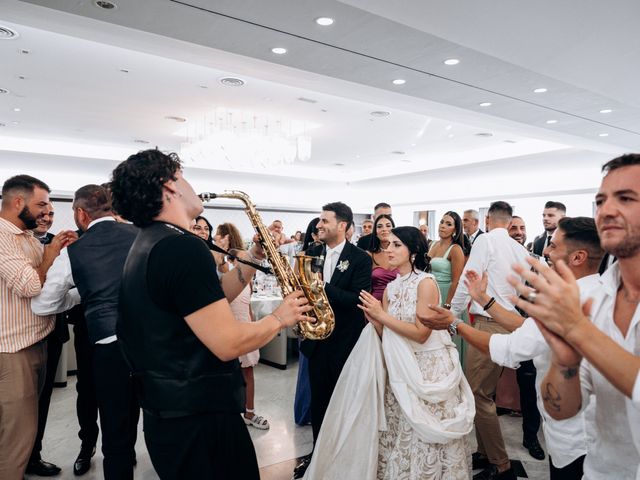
118 222 245 418
68 220 138 344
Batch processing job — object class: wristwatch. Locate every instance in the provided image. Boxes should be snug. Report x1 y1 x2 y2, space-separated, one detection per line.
448 318 463 336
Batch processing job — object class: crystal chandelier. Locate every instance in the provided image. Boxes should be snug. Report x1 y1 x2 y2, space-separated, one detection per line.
179 108 313 170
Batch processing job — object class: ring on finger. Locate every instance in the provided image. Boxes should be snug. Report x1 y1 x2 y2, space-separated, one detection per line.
527 291 538 303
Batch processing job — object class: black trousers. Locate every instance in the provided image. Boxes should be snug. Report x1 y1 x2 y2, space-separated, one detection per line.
550 455 585 480
29 331 64 462
516 360 541 441
308 348 347 443
92 341 140 480
74 320 99 450
144 411 259 480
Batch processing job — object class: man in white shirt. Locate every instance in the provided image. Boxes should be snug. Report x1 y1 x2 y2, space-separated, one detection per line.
422 216 603 479
511 154 640 479
451 201 529 480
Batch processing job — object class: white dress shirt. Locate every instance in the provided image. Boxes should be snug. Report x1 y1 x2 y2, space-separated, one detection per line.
574 263 640 480
489 273 600 468
31 217 117 344
451 227 530 317
468 229 481 245
323 239 346 284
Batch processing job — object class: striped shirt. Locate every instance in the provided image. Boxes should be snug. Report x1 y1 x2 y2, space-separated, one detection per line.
0 216 54 352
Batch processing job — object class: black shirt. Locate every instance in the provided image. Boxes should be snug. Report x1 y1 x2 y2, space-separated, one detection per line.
147 229 225 318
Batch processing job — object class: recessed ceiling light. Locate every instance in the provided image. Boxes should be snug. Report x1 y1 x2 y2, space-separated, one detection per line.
320 109 328 113
316 17 334 26
391 150 405 155
119 69 129 73
546 119 558 124
479 102 492 107
504 140 517 143
355 155 361 159
370 111 390 117
164 116 186 123
198 85 208 89
410 143 416 147
475 132 493 137
13 107 21 112
333 162 344 166
18 48 30 55
599 109 613 114
134 139 150 144
297 97 317 104
598 133 609 137
443 58 460 66
219 77 245 87
16 75 26 80
392 79 406 85
447 133 454 138
94 1 117 10
533 88 548 93
401 159 412 163
0 26 19 40
271 47 287 55
445 125 452 130
0 87 9 94
11 121 19 125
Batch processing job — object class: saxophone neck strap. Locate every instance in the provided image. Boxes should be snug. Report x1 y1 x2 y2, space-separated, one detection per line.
210 243 273 275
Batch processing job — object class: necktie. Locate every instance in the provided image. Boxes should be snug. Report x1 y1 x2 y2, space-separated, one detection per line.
545 235 551 248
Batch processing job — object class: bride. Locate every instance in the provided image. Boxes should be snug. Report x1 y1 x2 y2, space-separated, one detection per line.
304 226 475 479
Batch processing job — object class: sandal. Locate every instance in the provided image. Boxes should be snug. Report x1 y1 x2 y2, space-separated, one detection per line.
244 413 270 430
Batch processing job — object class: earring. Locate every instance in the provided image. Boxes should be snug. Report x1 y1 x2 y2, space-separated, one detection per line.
411 254 416 261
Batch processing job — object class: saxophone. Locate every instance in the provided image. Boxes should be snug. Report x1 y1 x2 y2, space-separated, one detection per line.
199 191 335 340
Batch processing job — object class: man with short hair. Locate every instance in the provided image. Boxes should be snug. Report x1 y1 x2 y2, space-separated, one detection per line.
356 202 391 250
294 201 372 479
450 201 529 480
513 153 640 479
32 184 141 480
463 209 484 248
508 215 527 246
361 219 373 236
532 201 566 256
0 175 76 480
422 216 603 479
269 219 294 245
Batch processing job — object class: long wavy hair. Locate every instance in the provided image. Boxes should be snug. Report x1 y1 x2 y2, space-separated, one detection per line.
216 222 245 251
194 215 215 249
368 214 395 253
443 211 466 250
391 226 431 273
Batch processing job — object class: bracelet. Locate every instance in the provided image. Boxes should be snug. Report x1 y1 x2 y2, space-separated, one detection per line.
271 312 285 328
483 297 496 311
443 303 452 310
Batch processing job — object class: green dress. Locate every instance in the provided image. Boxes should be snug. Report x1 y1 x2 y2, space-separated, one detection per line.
430 244 467 369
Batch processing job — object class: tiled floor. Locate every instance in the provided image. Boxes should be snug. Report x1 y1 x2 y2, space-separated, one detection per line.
31 360 550 479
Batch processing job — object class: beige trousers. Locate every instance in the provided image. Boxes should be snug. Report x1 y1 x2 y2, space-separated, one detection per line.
0 342 47 480
465 316 509 466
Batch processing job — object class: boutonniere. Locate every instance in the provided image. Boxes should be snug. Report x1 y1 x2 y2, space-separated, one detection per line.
337 260 350 272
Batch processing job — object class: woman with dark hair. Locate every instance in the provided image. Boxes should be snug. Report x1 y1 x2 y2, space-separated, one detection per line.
191 215 214 246
304 226 474 479
301 217 321 252
428 211 468 367
368 214 399 301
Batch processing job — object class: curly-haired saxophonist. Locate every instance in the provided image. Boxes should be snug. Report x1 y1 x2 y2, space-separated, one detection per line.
110 149 312 480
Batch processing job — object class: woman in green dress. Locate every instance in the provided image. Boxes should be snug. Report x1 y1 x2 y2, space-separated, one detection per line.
428 211 468 369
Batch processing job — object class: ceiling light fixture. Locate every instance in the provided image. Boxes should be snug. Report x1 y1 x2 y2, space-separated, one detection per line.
447 134 454 138
164 115 186 123
297 97 317 104
119 69 129 73
475 132 493 137
316 17 335 26
18 48 30 55
479 102 492 107
370 111 390 117
599 109 613 114
333 162 345 166
546 119 558 124
219 77 245 87
533 88 548 93
13 107 21 112
598 133 609 137
443 58 460 65
392 79 406 85
391 151 405 155
134 139 150 144
271 47 287 55
94 1 117 10
0 26 19 40
0 87 9 94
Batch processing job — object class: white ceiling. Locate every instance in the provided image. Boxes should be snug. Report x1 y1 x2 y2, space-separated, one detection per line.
0 0 637 208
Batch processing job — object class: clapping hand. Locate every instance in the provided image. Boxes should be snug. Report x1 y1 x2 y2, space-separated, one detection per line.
358 290 385 326
464 270 490 305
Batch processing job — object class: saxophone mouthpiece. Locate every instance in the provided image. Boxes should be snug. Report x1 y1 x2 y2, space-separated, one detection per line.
198 192 217 202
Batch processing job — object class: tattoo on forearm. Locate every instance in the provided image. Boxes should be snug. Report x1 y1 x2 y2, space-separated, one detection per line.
542 383 562 412
236 267 247 286
560 367 579 379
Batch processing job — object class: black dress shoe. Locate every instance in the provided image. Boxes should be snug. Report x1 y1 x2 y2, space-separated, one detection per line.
73 446 96 476
472 452 490 470
292 454 312 479
473 465 517 480
523 437 546 460
25 459 61 477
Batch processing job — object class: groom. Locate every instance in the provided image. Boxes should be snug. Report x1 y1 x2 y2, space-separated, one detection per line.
293 202 372 479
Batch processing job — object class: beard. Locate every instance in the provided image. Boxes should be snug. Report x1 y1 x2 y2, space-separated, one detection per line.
18 206 39 230
607 232 640 259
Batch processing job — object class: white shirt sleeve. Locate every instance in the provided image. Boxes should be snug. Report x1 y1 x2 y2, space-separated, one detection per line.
451 234 489 316
31 248 79 315
489 318 548 368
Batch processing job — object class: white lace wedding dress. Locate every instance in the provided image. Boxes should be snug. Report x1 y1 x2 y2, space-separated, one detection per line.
304 271 475 480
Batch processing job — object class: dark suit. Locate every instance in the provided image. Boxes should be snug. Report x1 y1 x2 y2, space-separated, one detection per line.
356 232 372 251
301 241 372 442
532 233 550 257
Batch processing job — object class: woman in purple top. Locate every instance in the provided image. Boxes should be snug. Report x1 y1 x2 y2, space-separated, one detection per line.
366 214 399 300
